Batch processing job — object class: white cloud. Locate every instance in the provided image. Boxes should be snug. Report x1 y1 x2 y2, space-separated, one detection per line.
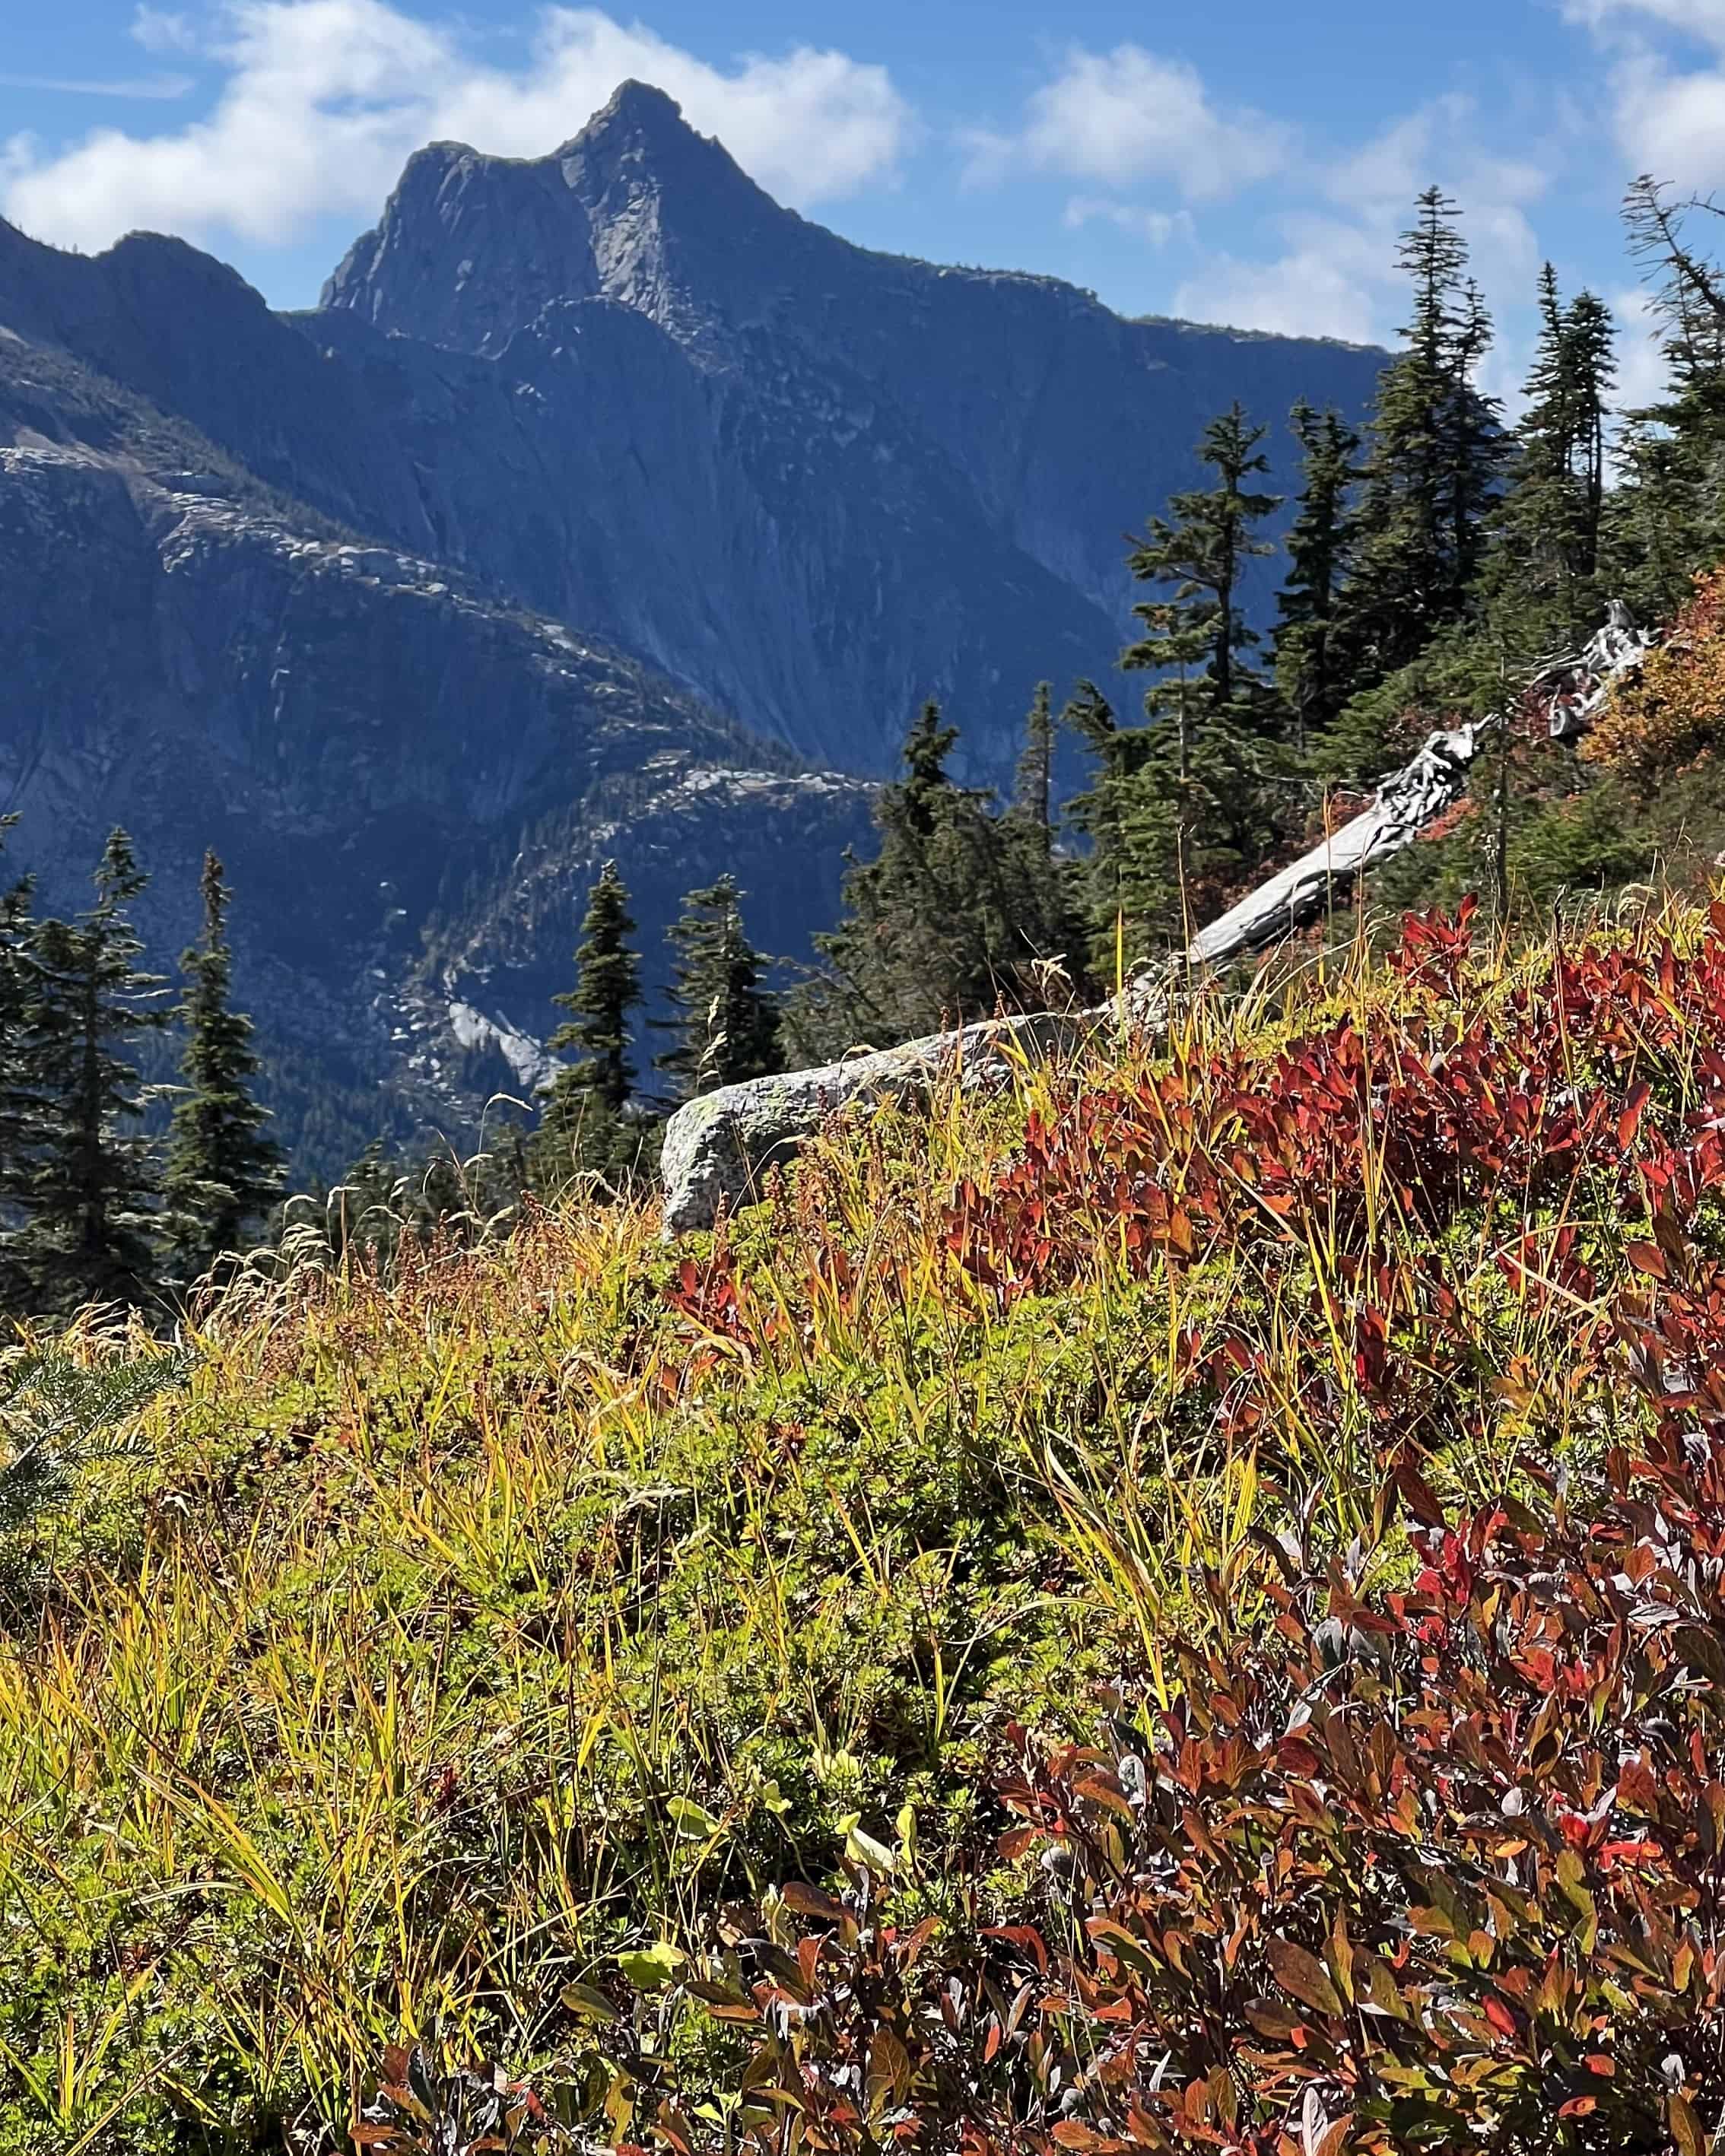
1566 0 1725 191
1174 98 1552 352
1601 282 1679 418
1 0 911 256
963 43 1290 202
1174 245 1382 345
0 72 193 100
1062 196 1190 246
1564 0 1725 39
131 6 200 53
1599 46 1725 186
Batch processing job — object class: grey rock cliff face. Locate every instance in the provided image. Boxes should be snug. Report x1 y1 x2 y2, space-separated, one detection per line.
0 81 1387 1167
316 82 1385 772
0 332 872 1169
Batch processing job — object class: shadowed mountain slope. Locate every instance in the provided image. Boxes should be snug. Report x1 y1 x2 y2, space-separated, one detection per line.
0 81 1383 1166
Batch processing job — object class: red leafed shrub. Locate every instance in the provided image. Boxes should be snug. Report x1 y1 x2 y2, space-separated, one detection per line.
626 903 1725 2152
943 902 1725 1313
739 1423 1725 2151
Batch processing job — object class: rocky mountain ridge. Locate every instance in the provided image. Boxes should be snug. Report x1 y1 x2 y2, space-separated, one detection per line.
317 82 1387 770
0 325 872 1167
0 81 1385 1170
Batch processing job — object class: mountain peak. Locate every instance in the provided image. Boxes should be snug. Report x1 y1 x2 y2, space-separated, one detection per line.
556 76 757 208
580 79 688 144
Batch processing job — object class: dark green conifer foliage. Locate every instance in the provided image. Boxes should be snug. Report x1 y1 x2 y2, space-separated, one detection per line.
17 830 168 1313
1330 190 1504 703
793 702 1085 1056
0 829 38 1278
1059 681 1138 970
656 875 783 1102
899 700 961 836
1101 405 1285 955
1486 266 1618 654
534 861 648 1187
1015 681 1056 844
1272 404 1361 748
1125 403 1282 741
161 853 286 1281
549 861 641 1116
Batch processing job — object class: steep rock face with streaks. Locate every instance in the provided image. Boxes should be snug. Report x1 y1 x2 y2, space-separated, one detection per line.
0 81 1383 1165
0 332 871 1170
318 81 1386 773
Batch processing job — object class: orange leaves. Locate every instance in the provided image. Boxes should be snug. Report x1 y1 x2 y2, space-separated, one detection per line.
1584 566 1725 783
1264 1939 1343 2021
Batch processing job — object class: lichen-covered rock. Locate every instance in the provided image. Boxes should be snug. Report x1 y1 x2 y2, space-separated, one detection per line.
660 1011 1094 1236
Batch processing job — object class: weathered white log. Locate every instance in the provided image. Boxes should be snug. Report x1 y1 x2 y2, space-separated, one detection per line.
1187 605 1657 970
660 607 1654 1234
1186 722 1484 969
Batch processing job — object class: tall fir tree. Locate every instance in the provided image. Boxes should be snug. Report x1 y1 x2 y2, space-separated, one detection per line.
1485 266 1618 656
1272 403 1361 750
793 702 1086 1056
899 700 961 836
1125 404 1282 742
1329 189 1504 708
656 875 783 1102
1104 405 1285 954
1014 681 1056 846
161 853 286 1281
16 830 168 1313
534 861 646 1186
1060 680 1139 971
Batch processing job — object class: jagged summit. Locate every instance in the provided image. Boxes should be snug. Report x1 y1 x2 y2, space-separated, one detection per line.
319 78 783 354
0 78 1386 1167
564 77 691 151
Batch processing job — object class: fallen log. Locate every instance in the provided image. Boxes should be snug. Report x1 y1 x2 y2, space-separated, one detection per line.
660 607 1654 1234
1189 604 1655 970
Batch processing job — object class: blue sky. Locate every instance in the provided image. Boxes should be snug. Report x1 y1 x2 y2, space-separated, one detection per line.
2 0 1722 401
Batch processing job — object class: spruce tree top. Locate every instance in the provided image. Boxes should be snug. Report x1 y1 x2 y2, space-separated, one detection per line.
162 852 285 1278
548 859 643 1116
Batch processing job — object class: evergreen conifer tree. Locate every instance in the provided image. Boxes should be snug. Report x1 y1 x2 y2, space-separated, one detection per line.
899 700 962 835
1330 190 1504 701
1272 404 1361 749
161 853 286 1281
1014 681 1056 844
0 846 40 1313
16 831 168 1313
534 862 646 1186
793 703 1085 1056
1104 405 1285 952
1059 681 1139 970
1125 404 1282 739
1485 266 1617 655
656 875 783 1102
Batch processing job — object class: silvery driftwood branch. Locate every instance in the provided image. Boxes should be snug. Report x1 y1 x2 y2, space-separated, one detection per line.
660 607 1655 1235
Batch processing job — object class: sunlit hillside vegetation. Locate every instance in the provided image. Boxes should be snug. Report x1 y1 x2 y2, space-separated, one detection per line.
11 853 1725 2148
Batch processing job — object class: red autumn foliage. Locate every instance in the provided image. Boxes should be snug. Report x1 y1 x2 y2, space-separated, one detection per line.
380 905 1725 2155
711 903 1725 2155
734 1428 1725 2152
945 899 1725 1313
